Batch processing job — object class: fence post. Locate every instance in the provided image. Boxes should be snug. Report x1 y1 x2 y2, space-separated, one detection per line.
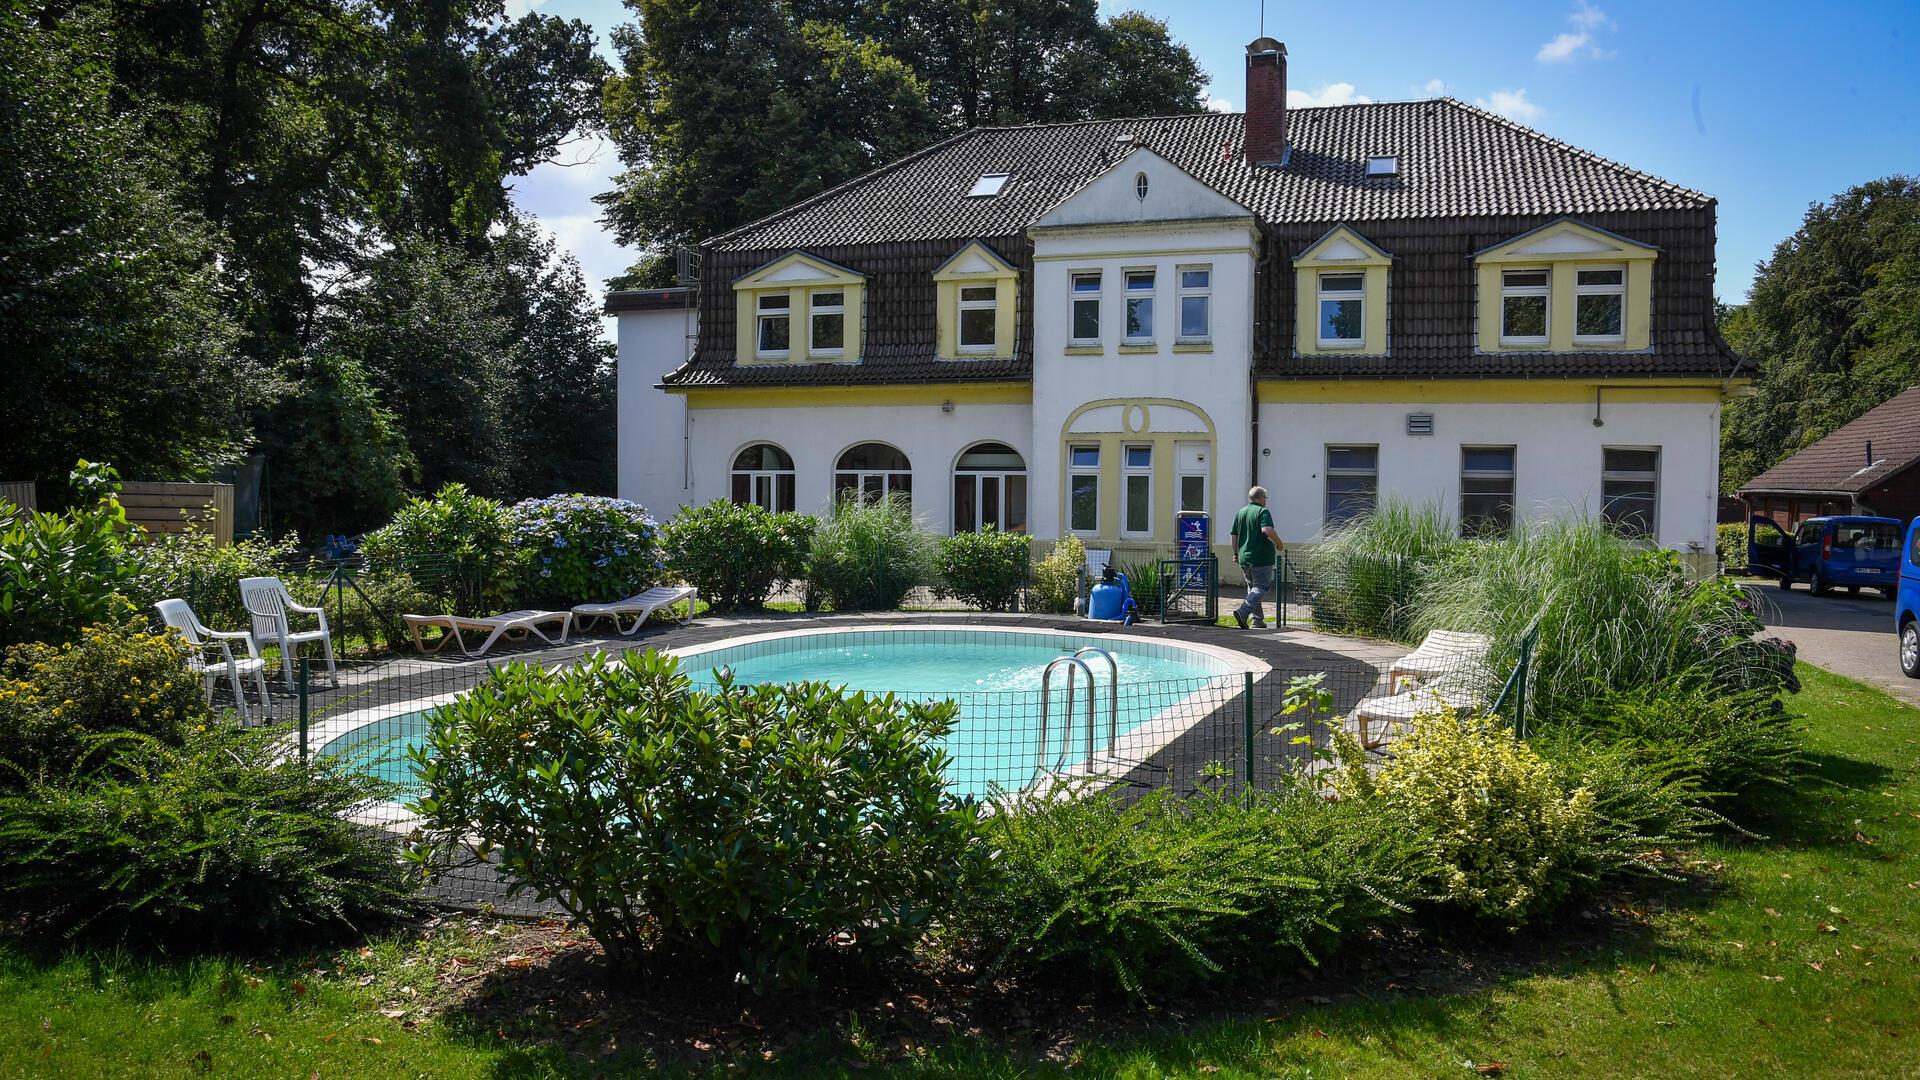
298 657 310 765
1514 634 1532 737
1242 671 1256 788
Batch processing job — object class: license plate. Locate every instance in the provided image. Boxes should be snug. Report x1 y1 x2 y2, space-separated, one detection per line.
1857 568 1881 575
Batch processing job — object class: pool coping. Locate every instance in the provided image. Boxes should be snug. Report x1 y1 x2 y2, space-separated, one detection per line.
310 623 1275 832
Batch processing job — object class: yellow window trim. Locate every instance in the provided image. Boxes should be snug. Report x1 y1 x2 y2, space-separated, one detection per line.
1058 398 1217 542
1255 378 1728 404
1473 220 1657 353
933 240 1019 359
1293 225 1391 356
733 252 867 365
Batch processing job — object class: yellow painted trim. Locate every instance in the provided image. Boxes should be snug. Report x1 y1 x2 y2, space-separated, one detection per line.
1171 342 1214 353
932 241 1018 360
677 383 1031 410
1117 344 1157 354
1064 345 1105 356
1293 226 1392 357
1254 379 1728 404
1033 244 1254 262
1474 221 1656 353
1059 399 1217 542
735 258 866 365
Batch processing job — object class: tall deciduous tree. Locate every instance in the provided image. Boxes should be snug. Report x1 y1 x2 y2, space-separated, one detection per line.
0 7 251 489
1720 177 1920 493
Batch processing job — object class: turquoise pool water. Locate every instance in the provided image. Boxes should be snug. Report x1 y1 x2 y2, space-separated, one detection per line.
319 627 1246 799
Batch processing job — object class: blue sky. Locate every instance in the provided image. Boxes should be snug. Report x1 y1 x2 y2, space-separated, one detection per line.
509 0 1918 317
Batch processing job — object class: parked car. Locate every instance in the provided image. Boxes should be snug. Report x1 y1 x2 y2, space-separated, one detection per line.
1747 514 1905 598
1900 518 1919 678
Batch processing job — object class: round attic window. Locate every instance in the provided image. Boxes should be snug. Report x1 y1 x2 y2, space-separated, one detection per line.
1134 171 1149 200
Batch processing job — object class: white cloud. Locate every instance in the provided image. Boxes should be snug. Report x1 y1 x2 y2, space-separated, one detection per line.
1476 89 1544 122
1420 78 1448 97
1204 93 1234 113
1538 1 1614 63
1287 83 1371 108
503 0 548 17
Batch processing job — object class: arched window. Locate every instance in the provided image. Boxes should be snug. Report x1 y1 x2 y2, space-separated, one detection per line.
730 443 795 513
953 443 1027 534
834 442 911 505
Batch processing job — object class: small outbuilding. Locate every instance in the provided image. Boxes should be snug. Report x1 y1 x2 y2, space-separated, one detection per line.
1740 386 1920 529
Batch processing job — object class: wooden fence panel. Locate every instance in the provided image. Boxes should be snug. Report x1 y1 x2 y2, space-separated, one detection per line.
119 482 234 546
0 481 34 512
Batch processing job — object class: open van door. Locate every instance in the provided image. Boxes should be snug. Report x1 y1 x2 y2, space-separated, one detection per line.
1749 515 1792 583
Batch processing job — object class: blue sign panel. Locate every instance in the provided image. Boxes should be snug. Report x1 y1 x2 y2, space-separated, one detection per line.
1175 512 1210 588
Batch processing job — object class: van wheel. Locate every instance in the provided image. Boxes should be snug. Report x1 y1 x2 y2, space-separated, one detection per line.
1902 621 1920 679
1811 571 1830 597
1847 585 1860 596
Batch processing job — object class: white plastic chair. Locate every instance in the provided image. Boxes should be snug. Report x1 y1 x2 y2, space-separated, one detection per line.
239 576 337 684
155 599 271 724
571 586 697 636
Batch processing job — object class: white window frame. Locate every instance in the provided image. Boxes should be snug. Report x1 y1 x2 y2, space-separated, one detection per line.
809 290 845 356
952 444 1028 535
755 292 791 359
956 284 997 353
1499 268 1551 346
1573 265 1627 344
1601 446 1659 539
1123 269 1156 344
1069 272 1102 345
1324 444 1379 527
1121 443 1153 539
1175 442 1208 515
1068 444 1101 535
1317 272 1366 348
1176 265 1211 343
730 444 796 513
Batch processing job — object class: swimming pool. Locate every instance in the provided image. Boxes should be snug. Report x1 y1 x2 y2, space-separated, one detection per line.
316 626 1266 801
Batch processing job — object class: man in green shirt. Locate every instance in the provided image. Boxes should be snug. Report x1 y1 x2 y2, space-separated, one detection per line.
1229 486 1284 629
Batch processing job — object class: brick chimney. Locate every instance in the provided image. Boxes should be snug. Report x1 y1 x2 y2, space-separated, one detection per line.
1245 37 1287 167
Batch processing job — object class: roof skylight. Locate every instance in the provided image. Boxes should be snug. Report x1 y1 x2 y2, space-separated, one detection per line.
1366 155 1400 177
966 173 1013 198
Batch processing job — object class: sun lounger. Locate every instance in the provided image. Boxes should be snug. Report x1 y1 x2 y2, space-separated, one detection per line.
570 586 698 636
1388 629 1494 691
1350 682 1483 749
402 610 572 657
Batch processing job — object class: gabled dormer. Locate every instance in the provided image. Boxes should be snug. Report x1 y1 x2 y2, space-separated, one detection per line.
1293 225 1392 355
1031 147 1257 231
933 240 1019 359
1473 219 1657 353
733 251 866 364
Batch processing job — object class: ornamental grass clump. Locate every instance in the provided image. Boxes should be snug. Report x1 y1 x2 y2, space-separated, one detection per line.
408 648 984 988
1307 500 1463 641
806 492 940 611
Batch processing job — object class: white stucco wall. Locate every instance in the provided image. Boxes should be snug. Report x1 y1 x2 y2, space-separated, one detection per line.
682 401 1032 534
614 304 698 516
1257 396 1724 553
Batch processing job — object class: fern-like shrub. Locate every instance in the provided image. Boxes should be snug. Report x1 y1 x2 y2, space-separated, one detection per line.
1029 535 1085 614
935 527 1029 611
958 782 1430 995
408 649 984 987
0 727 413 947
0 622 203 787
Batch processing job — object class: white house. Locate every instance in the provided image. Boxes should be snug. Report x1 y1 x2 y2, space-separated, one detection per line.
611 38 1742 578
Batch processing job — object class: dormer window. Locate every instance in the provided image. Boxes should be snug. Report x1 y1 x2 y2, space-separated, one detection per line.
966 173 1012 198
1292 224 1392 356
810 291 844 354
1499 269 1551 345
1317 273 1366 347
957 286 997 351
756 293 791 357
1365 155 1399 176
1472 220 1657 353
1574 267 1626 342
932 239 1018 359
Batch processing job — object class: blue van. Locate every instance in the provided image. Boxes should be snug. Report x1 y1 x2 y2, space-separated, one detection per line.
1899 519 1919 678
1748 514 1905 597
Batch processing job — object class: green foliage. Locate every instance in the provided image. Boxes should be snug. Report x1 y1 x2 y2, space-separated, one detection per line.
805 494 940 611
959 783 1429 995
0 727 412 948
1115 559 1162 617
507 495 658 609
255 353 417 539
1307 500 1464 641
409 650 982 986
936 528 1030 611
1414 519 1787 717
0 623 204 788
1717 521 1750 570
1549 675 1805 801
1720 177 1920 493
123 530 301 631
0 464 136 649
659 501 815 612
1030 534 1086 614
1354 710 1599 923
320 571 439 655
359 484 518 615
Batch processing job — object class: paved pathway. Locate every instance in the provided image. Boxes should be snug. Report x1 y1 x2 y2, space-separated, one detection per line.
1746 578 1919 707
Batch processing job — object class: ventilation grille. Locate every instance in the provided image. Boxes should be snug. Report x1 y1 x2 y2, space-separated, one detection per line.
1406 412 1435 436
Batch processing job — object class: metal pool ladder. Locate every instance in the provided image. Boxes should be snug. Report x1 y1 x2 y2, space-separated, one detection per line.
1037 646 1120 773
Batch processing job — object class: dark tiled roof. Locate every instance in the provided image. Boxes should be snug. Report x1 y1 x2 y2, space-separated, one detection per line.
712 101 1709 251
1739 387 1920 495
664 100 1736 388
604 287 694 314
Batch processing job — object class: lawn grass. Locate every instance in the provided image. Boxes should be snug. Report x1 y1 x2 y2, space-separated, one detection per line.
2 663 1916 1078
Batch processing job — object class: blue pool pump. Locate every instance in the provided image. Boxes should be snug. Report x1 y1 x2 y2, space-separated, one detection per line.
1088 569 1136 624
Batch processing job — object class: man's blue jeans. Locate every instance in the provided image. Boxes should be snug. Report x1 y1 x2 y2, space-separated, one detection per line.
1237 562 1274 624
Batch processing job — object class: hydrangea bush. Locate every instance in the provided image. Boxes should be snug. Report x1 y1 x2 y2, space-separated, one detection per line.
508 495 658 609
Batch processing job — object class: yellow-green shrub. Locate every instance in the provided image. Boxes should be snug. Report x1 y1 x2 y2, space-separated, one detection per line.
0 622 205 786
1030 534 1085 614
